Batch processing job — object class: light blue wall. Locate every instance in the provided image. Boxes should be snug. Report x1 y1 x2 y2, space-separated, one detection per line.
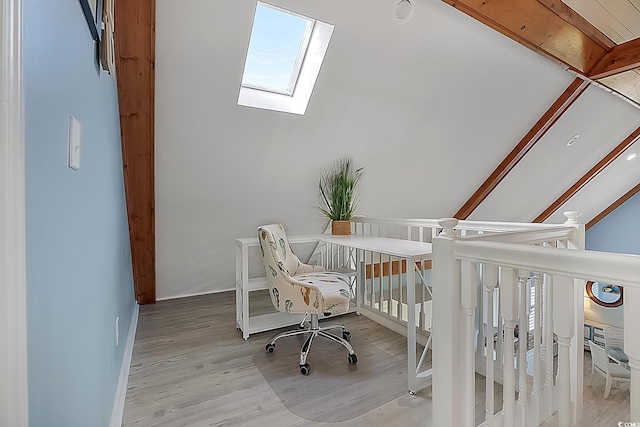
586 191 640 255
584 191 640 328
24 1 135 426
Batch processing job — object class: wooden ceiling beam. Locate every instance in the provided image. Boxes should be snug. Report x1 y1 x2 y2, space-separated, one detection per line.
588 38 640 79
537 0 615 51
114 0 156 304
441 0 607 73
454 77 589 220
534 126 640 223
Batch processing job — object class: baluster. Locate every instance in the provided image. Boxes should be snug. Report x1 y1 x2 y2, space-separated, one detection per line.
530 272 543 425
461 260 478 427
497 287 503 366
625 286 640 422
366 250 374 310
483 264 498 426
476 264 484 360
516 270 528 426
419 269 425 331
382 253 388 316
500 267 518 427
553 274 574 427
397 255 403 320
379 253 385 314
542 273 555 419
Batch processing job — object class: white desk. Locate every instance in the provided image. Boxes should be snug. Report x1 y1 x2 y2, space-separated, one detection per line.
314 234 433 393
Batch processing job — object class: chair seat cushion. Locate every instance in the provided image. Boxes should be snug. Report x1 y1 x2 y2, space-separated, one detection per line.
609 363 631 378
294 271 352 313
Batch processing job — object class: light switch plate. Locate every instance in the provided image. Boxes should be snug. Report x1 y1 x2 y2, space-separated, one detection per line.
68 115 80 170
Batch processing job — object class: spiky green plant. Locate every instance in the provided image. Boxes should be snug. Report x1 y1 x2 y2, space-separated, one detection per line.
317 157 363 221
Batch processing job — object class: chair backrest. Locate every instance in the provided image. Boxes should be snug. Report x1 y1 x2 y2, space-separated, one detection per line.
258 224 313 314
604 327 624 351
258 224 301 276
589 340 610 376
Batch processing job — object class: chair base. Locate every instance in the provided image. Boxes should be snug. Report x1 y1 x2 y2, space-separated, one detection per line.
266 313 357 375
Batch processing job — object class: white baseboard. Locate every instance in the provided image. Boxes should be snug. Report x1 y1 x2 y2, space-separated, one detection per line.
110 302 139 427
156 287 234 301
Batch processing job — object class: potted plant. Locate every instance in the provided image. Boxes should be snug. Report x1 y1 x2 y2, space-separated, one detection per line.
317 157 364 235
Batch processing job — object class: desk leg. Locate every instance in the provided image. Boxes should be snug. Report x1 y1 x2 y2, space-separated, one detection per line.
242 244 250 340
407 257 417 394
356 249 362 314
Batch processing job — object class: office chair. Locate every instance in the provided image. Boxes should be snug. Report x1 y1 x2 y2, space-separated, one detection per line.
258 224 357 375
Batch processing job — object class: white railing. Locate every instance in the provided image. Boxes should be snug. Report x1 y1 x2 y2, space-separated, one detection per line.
310 217 576 344
432 215 640 427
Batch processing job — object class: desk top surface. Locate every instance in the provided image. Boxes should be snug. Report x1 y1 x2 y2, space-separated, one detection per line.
313 234 433 258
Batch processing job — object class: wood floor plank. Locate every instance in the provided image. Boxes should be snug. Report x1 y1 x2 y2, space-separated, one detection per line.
122 291 630 426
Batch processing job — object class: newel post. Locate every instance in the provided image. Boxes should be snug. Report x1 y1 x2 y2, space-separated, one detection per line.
432 218 464 426
564 211 585 423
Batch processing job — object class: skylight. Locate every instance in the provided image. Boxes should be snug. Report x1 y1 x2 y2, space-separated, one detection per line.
241 3 314 96
238 2 334 115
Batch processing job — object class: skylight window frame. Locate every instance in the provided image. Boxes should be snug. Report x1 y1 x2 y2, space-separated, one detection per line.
237 4 334 115
241 3 316 97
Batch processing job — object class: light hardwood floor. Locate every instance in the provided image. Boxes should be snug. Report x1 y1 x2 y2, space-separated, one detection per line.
122 291 630 426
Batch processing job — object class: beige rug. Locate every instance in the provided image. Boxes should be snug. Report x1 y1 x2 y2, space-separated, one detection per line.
253 327 407 422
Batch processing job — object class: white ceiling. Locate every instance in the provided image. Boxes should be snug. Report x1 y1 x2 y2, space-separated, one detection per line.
469 84 640 222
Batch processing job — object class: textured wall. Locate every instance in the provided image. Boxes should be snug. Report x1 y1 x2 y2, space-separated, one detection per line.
24 0 135 425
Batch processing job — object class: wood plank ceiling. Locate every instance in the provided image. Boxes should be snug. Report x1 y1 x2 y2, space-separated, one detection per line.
441 0 640 104
447 0 640 223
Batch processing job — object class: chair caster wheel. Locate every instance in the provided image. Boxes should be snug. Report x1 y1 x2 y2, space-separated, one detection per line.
265 343 275 353
342 331 352 341
300 363 311 375
348 353 358 364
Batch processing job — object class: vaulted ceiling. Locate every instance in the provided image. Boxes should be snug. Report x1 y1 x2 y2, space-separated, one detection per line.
114 0 640 302
436 0 640 223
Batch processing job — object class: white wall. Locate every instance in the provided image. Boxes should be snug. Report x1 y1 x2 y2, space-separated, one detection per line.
154 0 575 299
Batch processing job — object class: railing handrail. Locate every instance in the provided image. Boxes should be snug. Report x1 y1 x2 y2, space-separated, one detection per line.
357 216 573 232
453 239 640 288
457 226 577 245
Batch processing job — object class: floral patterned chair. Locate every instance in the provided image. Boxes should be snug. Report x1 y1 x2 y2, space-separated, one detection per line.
257 224 357 375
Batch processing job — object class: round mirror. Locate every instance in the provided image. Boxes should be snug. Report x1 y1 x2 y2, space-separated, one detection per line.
586 281 623 308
